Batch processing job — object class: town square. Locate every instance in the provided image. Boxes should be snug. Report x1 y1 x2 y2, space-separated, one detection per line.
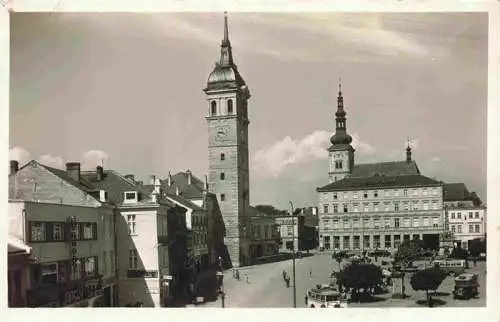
7 9 489 310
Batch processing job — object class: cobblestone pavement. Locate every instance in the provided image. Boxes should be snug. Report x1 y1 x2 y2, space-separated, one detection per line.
197 252 486 308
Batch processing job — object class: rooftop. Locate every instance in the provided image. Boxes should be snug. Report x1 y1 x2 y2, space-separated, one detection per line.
317 174 442 192
350 160 420 178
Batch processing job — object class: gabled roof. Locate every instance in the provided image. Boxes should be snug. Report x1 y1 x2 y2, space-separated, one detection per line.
317 174 442 192
81 170 152 205
161 171 205 200
350 160 420 178
13 160 102 204
443 183 472 202
163 193 205 212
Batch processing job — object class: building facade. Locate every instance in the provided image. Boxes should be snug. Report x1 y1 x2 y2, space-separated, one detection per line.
204 13 252 268
443 183 486 249
81 167 188 307
8 160 117 307
275 207 319 253
317 85 446 253
247 207 279 260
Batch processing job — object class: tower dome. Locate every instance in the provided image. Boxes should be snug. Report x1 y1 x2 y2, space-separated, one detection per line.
205 12 248 93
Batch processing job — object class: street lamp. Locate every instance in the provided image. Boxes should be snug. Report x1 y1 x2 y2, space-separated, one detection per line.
289 201 297 308
216 256 226 308
216 271 225 307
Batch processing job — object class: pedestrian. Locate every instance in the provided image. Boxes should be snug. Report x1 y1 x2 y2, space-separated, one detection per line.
235 269 240 281
309 269 312 277
473 258 477 267
246 274 249 284
305 295 308 305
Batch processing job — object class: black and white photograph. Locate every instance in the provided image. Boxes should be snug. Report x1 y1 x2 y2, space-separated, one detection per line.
4 1 498 316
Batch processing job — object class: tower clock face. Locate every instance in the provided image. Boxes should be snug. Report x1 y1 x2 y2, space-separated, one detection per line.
215 126 230 141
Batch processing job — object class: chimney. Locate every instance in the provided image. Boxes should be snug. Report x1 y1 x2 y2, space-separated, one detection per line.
176 186 180 196
125 174 135 182
153 176 161 194
167 171 172 186
186 169 192 185
99 190 108 202
204 174 209 192
66 162 81 183
10 160 19 175
150 175 156 185
96 165 104 181
136 180 143 185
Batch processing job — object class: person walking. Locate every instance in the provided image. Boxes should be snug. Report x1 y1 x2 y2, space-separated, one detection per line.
246 274 249 284
309 269 312 277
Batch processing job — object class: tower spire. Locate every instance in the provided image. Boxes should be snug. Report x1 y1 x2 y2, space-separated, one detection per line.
406 136 412 162
223 11 229 45
330 78 352 145
219 11 234 66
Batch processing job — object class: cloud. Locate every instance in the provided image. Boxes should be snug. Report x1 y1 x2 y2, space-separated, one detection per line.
351 133 376 155
38 154 65 169
82 149 109 170
431 156 442 163
252 130 375 178
9 146 31 165
251 130 330 177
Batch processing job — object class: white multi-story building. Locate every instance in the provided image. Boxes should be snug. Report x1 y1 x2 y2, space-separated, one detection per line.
443 183 486 249
81 168 187 307
317 84 446 252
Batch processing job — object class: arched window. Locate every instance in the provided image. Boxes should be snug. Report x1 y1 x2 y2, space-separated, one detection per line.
339 161 343 169
211 101 217 116
220 153 225 161
227 99 233 114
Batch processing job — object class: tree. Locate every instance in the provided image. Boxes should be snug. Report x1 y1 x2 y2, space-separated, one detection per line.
394 240 423 298
410 267 447 307
337 263 383 301
468 238 486 258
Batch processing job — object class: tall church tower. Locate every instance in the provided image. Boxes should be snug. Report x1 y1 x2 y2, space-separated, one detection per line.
204 13 251 268
328 80 355 183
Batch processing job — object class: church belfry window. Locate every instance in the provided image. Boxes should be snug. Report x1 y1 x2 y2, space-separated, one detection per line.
227 99 233 114
211 101 217 116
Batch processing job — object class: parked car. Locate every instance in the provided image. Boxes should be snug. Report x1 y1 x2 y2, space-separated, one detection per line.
453 273 479 299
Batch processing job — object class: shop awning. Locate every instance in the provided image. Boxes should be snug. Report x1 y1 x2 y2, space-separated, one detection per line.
8 235 31 255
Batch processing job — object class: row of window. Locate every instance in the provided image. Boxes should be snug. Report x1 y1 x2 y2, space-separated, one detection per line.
210 99 234 116
449 211 481 219
251 224 273 239
31 256 99 287
192 214 208 227
322 200 440 214
322 187 440 201
450 224 482 234
193 231 208 245
322 234 417 250
321 217 440 229
30 221 97 242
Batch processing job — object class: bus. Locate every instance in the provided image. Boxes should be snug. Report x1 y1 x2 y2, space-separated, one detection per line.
305 285 348 308
431 259 468 276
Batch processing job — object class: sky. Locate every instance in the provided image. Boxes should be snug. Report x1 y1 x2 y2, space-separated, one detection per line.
9 12 488 210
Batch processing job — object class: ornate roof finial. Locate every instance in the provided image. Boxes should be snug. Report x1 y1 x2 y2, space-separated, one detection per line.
338 78 342 95
406 136 412 162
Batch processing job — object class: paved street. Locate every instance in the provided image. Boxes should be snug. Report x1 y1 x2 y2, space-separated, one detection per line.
199 252 486 308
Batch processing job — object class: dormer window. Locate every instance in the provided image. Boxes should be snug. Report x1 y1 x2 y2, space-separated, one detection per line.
124 191 138 203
